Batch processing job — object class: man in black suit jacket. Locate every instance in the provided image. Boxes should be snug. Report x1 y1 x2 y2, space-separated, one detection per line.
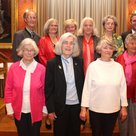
45 33 84 136
12 10 40 62
121 13 136 43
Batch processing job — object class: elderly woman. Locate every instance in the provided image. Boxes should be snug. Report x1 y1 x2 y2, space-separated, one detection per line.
116 33 136 136
38 18 59 66
4 38 46 136
80 39 128 136
77 17 100 75
45 32 84 136
64 19 78 35
102 15 124 58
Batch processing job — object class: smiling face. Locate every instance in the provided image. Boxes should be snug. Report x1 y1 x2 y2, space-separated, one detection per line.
61 36 74 58
131 15 136 31
83 20 93 36
65 24 76 35
25 11 37 31
49 21 58 34
100 43 114 61
126 39 136 56
22 44 35 63
104 18 115 33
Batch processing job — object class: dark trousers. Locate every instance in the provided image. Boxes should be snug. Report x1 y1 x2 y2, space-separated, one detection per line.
14 113 41 136
89 110 119 136
54 104 80 136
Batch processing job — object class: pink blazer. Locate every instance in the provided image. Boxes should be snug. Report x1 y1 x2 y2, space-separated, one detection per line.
4 61 46 123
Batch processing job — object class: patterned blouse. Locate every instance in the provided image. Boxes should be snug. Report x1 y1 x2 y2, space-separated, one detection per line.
112 33 124 58
101 33 124 58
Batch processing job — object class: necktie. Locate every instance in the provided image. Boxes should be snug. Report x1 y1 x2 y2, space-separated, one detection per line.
31 32 35 38
63 58 69 72
62 57 72 81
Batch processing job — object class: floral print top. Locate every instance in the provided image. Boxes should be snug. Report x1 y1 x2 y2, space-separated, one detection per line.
101 33 124 58
112 33 124 58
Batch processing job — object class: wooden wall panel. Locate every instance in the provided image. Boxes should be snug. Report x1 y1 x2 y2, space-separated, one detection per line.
18 0 33 30
128 0 136 29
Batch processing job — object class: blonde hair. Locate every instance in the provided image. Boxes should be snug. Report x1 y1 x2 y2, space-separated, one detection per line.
64 19 78 34
77 17 98 36
102 15 118 32
43 18 58 35
16 38 39 57
96 39 117 54
55 32 80 57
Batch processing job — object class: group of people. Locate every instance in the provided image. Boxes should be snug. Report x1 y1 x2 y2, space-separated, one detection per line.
4 9 136 136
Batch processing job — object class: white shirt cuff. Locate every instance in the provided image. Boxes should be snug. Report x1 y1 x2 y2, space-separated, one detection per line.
42 106 48 114
6 103 14 115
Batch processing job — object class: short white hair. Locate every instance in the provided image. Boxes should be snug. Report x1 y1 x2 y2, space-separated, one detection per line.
16 38 39 57
55 32 80 57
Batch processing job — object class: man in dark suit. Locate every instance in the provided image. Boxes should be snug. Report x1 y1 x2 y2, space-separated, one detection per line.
12 10 40 62
121 13 136 43
45 33 84 136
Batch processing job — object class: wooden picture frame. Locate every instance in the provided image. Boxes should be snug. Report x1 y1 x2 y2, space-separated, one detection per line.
0 0 18 49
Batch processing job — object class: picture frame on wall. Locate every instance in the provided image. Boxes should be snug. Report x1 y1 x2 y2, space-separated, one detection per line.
0 0 18 49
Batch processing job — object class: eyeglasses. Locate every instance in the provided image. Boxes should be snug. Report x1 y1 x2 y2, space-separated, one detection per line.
23 48 35 53
62 41 75 45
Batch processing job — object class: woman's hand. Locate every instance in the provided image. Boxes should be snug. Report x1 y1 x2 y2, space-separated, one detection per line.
80 107 87 121
120 106 127 122
43 113 47 117
48 112 57 121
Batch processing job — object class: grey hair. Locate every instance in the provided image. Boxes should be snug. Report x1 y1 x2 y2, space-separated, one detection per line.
125 33 136 44
96 39 117 54
23 10 37 19
16 38 39 57
77 17 98 36
55 32 80 57
102 15 118 32
43 18 58 35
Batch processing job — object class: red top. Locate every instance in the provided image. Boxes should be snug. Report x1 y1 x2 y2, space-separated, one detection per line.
38 35 59 66
116 54 136 103
82 36 94 75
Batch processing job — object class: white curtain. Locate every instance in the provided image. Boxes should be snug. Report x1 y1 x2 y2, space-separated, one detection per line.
34 0 128 36
33 0 48 36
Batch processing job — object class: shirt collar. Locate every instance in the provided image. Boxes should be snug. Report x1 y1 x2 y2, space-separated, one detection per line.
26 27 33 34
20 59 37 73
61 55 72 63
132 29 136 34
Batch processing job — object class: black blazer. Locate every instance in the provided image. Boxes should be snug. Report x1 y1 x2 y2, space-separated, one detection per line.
121 30 132 43
45 55 84 117
12 28 40 62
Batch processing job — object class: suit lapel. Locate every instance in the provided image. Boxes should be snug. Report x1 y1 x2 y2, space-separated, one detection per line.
73 58 79 82
24 29 31 38
56 56 66 81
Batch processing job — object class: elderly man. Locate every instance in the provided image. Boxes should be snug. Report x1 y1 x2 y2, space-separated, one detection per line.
12 10 40 62
121 13 136 43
